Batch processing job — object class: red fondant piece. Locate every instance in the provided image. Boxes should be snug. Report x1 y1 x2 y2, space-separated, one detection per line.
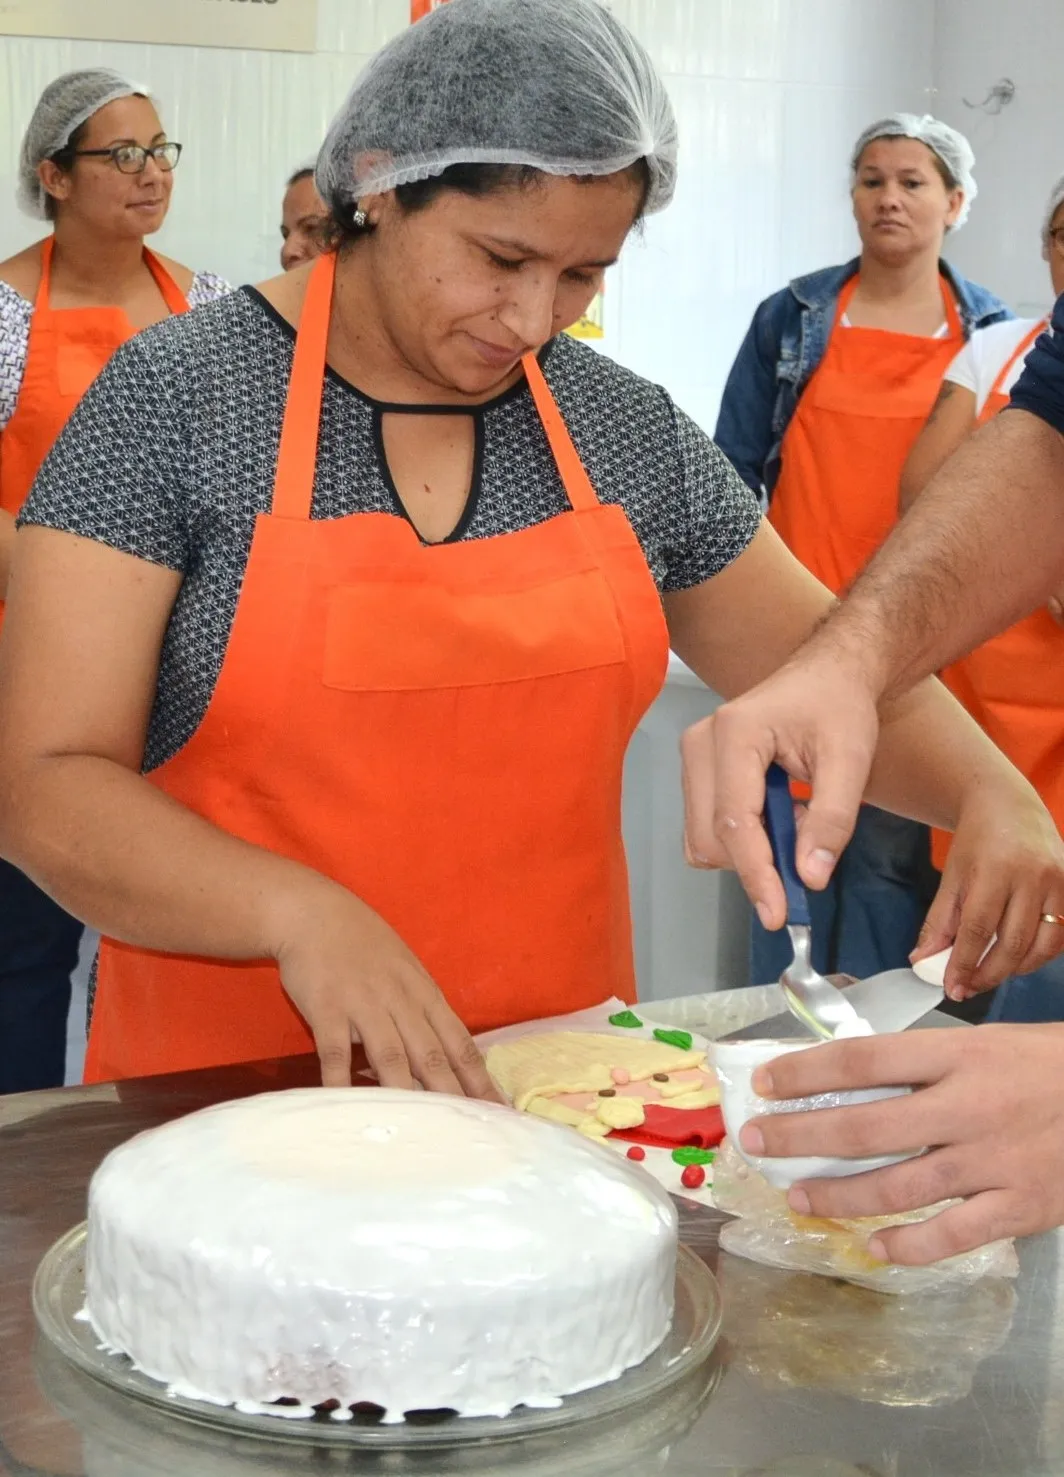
608 1103 725 1150
680 1163 706 1190
626 1145 646 1162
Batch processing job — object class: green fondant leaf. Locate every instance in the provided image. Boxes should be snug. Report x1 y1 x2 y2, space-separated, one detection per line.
670 1147 716 1166
652 1028 693 1051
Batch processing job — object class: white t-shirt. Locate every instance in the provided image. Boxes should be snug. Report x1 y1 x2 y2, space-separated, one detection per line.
839 313 949 338
945 317 1047 416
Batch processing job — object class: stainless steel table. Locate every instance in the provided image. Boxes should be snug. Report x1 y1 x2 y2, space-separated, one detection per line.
2 991 1062 1477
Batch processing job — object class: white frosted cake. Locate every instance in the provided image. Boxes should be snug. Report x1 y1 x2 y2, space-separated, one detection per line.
83 1088 677 1422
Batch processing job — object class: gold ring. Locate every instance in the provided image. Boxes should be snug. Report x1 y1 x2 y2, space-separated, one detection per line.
1041 913 1064 926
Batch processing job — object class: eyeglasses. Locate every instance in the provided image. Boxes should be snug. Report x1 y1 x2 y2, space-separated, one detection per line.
1050 227 1064 256
70 142 183 175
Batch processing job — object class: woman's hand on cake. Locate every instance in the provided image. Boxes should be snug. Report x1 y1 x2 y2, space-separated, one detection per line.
274 879 501 1098
739 1024 1064 1263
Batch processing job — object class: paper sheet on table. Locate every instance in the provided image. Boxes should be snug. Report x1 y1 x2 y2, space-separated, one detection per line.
474 999 717 1209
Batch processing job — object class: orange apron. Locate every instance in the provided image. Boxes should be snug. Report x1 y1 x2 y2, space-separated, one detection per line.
931 317 1062 869
0 235 187 625
769 274 964 595
84 251 669 1082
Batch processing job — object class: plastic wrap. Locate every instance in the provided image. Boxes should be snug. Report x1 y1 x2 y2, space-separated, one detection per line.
713 1137 1018 1294
710 1037 914 1190
718 1250 1017 1408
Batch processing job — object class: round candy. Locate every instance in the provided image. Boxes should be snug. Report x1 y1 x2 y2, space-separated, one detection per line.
680 1164 705 1190
626 1146 646 1162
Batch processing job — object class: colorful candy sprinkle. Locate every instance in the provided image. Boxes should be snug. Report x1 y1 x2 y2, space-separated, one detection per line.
671 1147 715 1167
626 1146 646 1162
608 1010 644 1029
680 1164 706 1190
652 1028 693 1051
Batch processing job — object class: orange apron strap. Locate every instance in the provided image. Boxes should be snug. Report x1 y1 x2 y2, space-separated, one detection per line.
522 353 600 512
271 251 337 521
35 235 55 308
983 319 1048 412
143 248 190 316
834 274 858 324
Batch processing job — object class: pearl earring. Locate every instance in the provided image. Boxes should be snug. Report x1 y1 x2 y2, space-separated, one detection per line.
353 208 368 228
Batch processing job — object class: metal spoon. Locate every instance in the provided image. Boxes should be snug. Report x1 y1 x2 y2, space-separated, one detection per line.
762 762 867 1040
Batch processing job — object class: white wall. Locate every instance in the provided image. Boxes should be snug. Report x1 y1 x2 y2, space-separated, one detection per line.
606 0 935 428
933 0 1062 319
0 0 410 289
0 0 935 432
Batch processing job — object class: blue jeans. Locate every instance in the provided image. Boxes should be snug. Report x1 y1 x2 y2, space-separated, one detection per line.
985 953 1064 1022
0 857 83 1093
750 803 938 984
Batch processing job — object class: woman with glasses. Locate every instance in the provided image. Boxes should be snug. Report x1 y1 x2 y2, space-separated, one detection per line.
898 175 1064 1023
0 4 1057 1095
715 113 1011 993
0 68 228 1092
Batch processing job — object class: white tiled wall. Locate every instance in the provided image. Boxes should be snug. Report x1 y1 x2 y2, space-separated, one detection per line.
0 0 409 290
610 0 935 428
932 0 1063 319
0 0 936 432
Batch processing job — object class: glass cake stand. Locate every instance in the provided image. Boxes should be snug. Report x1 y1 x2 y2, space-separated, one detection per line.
34 1223 722 1452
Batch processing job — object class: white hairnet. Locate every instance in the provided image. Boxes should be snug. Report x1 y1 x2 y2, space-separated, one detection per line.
316 0 677 217
1042 174 1064 259
851 113 977 230
18 68 152 219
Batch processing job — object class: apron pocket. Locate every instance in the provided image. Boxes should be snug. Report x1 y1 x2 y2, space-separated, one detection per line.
56 343 108 399
322 573 628 691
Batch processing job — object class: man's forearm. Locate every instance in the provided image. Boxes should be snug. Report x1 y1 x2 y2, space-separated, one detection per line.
813 410 1064 700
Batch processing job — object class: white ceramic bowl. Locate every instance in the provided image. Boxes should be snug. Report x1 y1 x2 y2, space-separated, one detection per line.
709 1038 916 1190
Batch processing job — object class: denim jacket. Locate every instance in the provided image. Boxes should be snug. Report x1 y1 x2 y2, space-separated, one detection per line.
714 257 1012 498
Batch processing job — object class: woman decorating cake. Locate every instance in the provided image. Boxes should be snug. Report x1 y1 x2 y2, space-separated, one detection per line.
0 0 1060 1095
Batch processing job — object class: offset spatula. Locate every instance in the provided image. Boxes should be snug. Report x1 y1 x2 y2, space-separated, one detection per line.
838 953 948 1033
721 956 948 1042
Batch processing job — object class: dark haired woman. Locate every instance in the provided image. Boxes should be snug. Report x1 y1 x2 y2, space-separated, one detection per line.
0 68 227 1092
280 162 328 272
715 112 1011 992
0 5 1056 1092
